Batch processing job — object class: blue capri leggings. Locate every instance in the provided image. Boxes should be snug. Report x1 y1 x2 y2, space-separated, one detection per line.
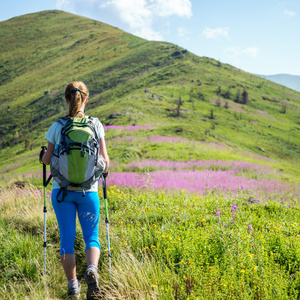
51 189 101 255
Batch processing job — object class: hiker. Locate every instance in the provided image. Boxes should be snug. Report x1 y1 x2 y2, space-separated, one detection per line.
40 81 109 299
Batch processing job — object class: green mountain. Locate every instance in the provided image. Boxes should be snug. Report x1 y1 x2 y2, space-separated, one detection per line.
1 10 300 176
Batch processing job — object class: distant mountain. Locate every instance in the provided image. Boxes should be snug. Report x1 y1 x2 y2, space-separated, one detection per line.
259 74 300 92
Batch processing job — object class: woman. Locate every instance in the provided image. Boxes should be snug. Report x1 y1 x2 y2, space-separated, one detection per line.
41 81 109 299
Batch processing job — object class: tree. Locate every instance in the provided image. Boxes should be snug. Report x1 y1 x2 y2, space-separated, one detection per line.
190 88 195 110
25 139 30 150
242 89 248 104
176 96 183 117
235 90 240 102
280 103 287 114
215 97 221 107
189 88 193 102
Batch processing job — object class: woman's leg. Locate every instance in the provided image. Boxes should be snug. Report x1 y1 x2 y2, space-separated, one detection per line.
85 247 100 266
77 191 101 266
77 191 101 299
61 254 76 280
52 189 77 280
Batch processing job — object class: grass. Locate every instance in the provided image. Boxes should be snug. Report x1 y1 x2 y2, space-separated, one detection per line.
0 144 299 300
1 180 300 299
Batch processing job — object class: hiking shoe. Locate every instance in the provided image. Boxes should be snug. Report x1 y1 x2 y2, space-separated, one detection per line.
84 269 102 300
67 283 81 299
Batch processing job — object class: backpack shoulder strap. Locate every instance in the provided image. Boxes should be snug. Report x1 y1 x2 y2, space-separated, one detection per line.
88 117 100 140
57 117 71 153
57 117 70 126
88 116 96 123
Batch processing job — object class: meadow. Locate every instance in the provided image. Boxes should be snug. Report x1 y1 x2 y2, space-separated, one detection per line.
1 131 300 299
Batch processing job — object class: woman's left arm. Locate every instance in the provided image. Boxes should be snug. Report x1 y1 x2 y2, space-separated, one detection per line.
99 137 109 173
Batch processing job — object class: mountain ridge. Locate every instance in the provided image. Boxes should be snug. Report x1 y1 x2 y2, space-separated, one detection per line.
0 10 300 175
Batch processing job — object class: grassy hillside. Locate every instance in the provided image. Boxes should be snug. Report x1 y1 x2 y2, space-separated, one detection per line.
0 10 300 176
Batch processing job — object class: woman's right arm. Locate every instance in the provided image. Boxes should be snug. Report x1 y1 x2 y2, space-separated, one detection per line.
42 142 55 165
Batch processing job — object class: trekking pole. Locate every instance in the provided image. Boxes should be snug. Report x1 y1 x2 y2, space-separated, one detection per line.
40 146 47 276
102 172 112 281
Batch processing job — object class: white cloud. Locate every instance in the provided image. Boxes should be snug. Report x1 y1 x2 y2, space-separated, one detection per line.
242 47 258 57
56 0 192 41
284 9 296 17
149 0 192 18
226 46 259 58
134 25 164 41
55 0 73 9
226 46 240 57
108 0 152 30
178 27 190 39
56 0 100 13
103 0 192 40
202 27 229 40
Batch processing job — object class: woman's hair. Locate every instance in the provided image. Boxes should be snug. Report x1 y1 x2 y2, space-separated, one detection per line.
65 81 89 118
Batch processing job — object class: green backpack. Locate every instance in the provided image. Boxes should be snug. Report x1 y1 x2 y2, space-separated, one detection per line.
47 116 106 202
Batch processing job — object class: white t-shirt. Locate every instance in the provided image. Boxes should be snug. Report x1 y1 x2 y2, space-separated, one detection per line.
45 117 105 191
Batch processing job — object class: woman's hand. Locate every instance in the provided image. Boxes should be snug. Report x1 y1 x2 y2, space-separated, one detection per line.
42 142 55 165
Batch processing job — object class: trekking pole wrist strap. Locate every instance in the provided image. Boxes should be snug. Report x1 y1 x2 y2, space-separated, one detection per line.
103 170 109 178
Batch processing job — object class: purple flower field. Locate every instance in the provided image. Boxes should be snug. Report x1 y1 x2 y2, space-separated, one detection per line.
108 170 299 198
3 158 297 198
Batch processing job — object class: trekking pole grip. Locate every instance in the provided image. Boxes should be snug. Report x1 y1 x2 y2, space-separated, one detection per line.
43 164 46 186
40 146 47 185
102 173 107 199
40 146 47 163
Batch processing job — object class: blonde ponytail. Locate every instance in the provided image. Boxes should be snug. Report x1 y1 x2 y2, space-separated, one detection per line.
64 82 89 118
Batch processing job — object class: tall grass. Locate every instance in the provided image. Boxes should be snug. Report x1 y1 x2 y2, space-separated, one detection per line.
1 180 300 299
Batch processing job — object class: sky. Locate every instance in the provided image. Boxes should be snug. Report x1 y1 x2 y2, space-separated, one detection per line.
1 0 300 76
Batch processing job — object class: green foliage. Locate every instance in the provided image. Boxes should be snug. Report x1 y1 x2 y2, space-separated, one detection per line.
1 183 300 299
